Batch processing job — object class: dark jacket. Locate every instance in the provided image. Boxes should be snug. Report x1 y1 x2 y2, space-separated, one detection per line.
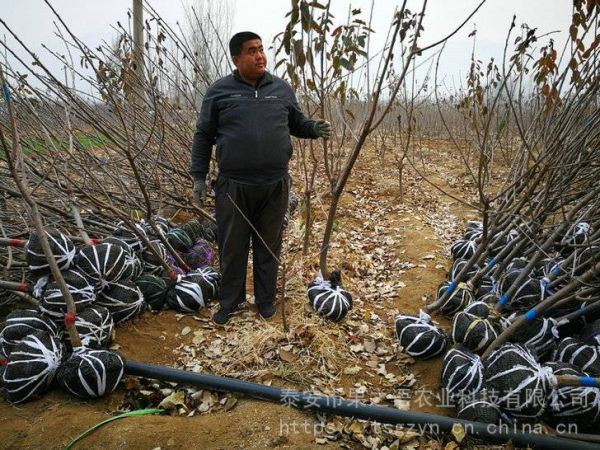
191 70 318 185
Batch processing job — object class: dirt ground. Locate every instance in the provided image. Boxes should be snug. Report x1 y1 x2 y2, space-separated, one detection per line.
0 140 482 449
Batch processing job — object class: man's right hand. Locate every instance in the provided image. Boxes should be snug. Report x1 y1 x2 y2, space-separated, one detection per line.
192 179 207 206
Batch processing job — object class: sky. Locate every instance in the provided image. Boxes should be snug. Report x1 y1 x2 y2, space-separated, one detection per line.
1 0 572 92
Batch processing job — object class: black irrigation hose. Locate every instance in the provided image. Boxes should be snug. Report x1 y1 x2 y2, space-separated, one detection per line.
124 360 599 450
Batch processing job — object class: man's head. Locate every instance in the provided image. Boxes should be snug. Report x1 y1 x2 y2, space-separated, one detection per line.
229 31 266 82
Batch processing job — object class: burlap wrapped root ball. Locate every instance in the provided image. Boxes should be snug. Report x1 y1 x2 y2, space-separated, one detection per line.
77 243 130 289
435 281 474 317
553 337 600 375
395 310 448 359
76 305 114 349
184 267 221 301
2 330 64 403
166 277 207 313
484 343 554 419
141 240 168 275
26 229 76 275
135 274 170 311
57 347 125 399
0 309 60 358
451 311 500 353
307 271 352 321
96 281 146 325
38 269 96 317
441 345 484 404
545 362 600 430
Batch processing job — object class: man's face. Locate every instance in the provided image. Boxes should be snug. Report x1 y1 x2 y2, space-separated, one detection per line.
233 39 266 82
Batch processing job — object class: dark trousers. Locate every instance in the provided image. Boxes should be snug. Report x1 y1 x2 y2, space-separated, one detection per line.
215 175 289 310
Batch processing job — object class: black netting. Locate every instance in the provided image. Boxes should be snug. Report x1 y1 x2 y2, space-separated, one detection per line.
307 272 352 322
135 274 170 311
25 230 75 275
436 281 474 317
464 301 491 319
395 310 448 359
509 316 558 359
2 330 63 404
0 309 60 358
456 390 504 424
183 239 215 270
450 259 480 281
38 269 95 316
451 239 477 260
76 305 114 349
451 312 500 353
183 267 221 301
484 343 553 419
441 345 484 404
96 281 146 324
545 362 600 430
141 240 168 275
166 228 193 252
553 337 600 376
77 243 129 289
166 277 206 313
57 348 124 399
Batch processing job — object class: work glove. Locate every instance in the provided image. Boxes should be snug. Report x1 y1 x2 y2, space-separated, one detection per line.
313 119 332 139
192 179 207 206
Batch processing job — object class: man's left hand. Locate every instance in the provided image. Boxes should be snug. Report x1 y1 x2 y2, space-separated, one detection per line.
314 119 332 139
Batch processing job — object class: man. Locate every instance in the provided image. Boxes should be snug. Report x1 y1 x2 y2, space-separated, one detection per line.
191 31 331 325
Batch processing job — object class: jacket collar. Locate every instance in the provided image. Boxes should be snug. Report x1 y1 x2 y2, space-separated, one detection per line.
233 69 274 88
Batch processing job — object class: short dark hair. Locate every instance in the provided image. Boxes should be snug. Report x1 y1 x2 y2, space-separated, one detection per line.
229 31 262 57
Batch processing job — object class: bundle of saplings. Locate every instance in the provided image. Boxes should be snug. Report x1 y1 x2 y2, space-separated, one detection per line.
307 271 353 321
183 267 221 300
435 281 474 317
141 240 168 275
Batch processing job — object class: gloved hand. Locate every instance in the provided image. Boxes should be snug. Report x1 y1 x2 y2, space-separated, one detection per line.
313 119 332 139
192 179 207 206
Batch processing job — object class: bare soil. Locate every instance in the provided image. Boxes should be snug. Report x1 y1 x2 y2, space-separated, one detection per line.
0 140 480 449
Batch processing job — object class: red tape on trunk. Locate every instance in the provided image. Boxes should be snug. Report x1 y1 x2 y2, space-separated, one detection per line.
9 239 25 247
17 283 28 292
64 312 76 327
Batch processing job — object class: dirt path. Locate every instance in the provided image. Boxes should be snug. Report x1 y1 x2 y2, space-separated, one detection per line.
0 141 480 449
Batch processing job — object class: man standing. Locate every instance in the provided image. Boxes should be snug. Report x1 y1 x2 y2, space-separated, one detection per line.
191 31 331 325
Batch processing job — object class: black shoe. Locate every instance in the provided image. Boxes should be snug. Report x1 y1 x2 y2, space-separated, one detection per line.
213 306 235 325
257 302 276 320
